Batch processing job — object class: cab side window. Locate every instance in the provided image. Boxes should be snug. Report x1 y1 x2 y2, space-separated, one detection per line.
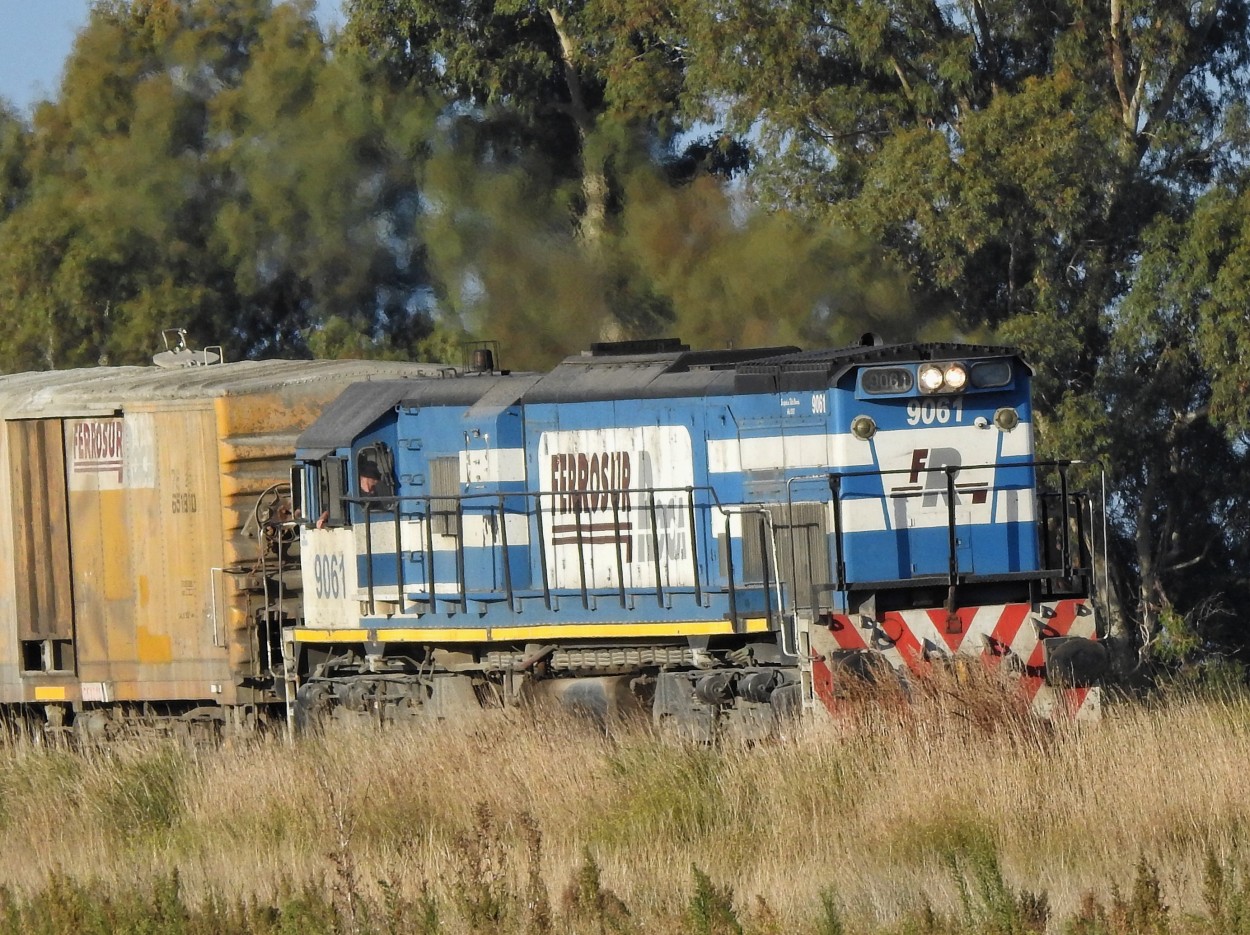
354 444 396 517
310 457 348 528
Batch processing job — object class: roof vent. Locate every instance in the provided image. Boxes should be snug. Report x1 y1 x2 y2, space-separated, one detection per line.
589 337 689 356
860 332 884 347
152 328 222 368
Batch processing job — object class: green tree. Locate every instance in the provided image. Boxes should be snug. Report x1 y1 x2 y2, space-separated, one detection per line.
1101 179 1250 660
341 0 699 243
0 101 29 220
0 0 451 370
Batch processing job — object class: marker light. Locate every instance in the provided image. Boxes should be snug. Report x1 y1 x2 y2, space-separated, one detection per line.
994 407 1020 432
851 415 877 440
943 363 968 390
918 364 945 392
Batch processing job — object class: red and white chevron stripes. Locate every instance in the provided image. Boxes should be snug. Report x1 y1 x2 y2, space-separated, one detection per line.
809 598 1102 719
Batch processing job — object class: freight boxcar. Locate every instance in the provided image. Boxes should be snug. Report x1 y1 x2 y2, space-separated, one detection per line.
289 337 1107 737
0 355 444 736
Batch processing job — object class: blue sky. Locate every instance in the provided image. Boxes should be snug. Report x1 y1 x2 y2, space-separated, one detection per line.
0 0 344 116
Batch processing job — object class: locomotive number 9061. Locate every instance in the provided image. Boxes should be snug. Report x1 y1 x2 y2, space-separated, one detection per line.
313 553 347 600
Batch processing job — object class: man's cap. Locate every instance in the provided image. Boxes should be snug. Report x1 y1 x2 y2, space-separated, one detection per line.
359 459 382 480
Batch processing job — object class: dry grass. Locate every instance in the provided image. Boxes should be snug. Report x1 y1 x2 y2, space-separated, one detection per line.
0 676 1246 932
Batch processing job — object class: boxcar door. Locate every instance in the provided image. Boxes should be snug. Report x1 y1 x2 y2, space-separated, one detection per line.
8 419 77 675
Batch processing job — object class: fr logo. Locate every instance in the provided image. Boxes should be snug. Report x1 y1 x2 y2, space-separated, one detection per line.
898 448 990 507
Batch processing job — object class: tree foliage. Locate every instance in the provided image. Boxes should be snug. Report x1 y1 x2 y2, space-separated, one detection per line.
0 0 449 368
339 0 696 245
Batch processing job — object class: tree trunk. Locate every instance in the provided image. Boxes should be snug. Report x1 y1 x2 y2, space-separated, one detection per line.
547 7 607 245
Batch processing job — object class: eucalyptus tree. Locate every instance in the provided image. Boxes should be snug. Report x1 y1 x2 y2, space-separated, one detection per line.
340 0 712 348
0 0 448 370
342 0 921 364
0 102 28 220
341 0 697 243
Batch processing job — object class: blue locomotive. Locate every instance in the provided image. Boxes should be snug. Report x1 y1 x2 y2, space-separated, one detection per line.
289 337 1106 735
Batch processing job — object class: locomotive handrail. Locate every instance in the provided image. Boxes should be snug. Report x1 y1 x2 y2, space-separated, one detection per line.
786 471 840 616
394 508 404 613
826 458 1093 598
712 502 786 641
574 507 589 608
645 493 663 607
611 496 626 609
345 484 736 618
340 460 1091 622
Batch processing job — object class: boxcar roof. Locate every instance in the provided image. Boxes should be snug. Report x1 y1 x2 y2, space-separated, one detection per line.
0 359 447 420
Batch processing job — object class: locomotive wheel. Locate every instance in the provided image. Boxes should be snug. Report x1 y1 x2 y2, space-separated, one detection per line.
293 682 333 733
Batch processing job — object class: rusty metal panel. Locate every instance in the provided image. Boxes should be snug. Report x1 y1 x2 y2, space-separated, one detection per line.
66 409 230 702
215 386 364 564
65 414 144 691
8 420 74 641
134 408 227 699
214 388 357 694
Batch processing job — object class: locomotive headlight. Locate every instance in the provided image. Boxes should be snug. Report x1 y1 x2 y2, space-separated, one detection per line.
943 363 968 390
850 415 877 440
994 407 1020 432
918 364 945 393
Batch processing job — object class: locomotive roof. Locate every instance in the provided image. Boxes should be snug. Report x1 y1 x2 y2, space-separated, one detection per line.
0 358 447 420
733 341 1030 392
296 339 1028 456
296 372 545 457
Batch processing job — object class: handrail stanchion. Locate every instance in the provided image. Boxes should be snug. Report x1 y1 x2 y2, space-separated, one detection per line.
455 499 467 612
393 505 404 613
423 495 435 608
497 493 514 611
829 474 846 589
946 467 959 590
574 508 589 609
648 491 664 606
686 487 702 606
362 500 376 614
534 492 552 609
612 494 627 608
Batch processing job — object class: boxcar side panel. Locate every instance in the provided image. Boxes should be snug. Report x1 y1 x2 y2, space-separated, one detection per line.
67 408 230 703
67 413 148 699
131 407 229 701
